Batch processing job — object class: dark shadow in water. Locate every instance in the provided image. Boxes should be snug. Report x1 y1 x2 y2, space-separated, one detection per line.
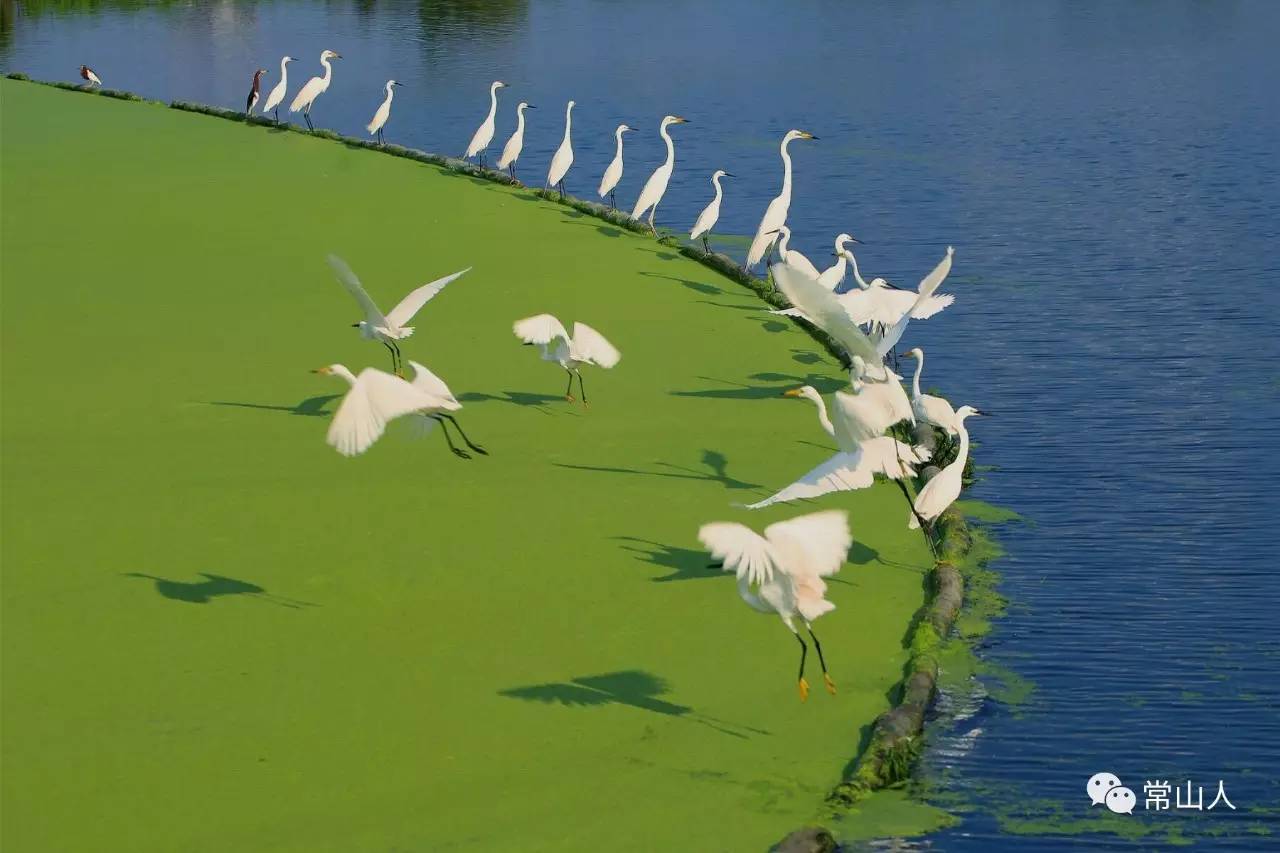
640 271 721 295
207 394 340 416
122 572 317 609
615 537 723 583
556 449 760 490
500 670 768 738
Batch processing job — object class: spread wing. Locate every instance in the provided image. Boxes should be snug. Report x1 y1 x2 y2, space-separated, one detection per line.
832 384 913 442
772 261 885 377
917 247 954 299
571 322 621 368
513 313 571 347
385 267 471 329
745 451 875 510
328 255 389 329
326 368 436 457
406 361 461 410
697 522 777 586
763 510 851 578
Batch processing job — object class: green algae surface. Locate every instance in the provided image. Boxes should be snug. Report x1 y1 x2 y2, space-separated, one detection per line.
1 80 943 852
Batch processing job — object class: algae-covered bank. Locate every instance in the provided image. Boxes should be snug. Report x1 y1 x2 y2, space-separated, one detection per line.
1 79 980 851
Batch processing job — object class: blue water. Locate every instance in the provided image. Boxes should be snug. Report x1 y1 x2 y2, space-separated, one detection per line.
5 1 1279 849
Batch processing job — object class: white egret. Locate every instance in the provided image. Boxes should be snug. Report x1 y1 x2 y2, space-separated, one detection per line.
745 129 817 269
545 100 576 197
903 348 959 436
497 101 534 179
79 65 101 87
245 68 267 115
689 169 732 253
289 49 342 131
910 406 984 533
597 124 633 209
771 261 889 381
366 80 402 146
513 314 620 405
327 255 471 376
840 247 956 327
768 226 821 278
630 115 690 234
261 55 294 123
464 80 507 168
816 233 862 290
699 510 851 700
745 385 926 510
406 361 488 459
311 364 443 457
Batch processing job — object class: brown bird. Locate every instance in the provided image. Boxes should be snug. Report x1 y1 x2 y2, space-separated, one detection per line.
79 65 102 87
245 68 268 115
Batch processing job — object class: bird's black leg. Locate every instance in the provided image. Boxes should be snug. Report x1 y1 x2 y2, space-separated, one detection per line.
390 342 404 376
609 189 616 210
377 128 383 146
563 369 575 402
382 340 398 375
576 371 588 407
702 235 711 253
273 107 280 124
807 626 836 694
794 631 810 701
303 111 314 131
433 415 471 459
442 415 487 455
893 478 938 560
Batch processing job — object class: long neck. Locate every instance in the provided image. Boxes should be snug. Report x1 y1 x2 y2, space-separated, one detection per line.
808 394 836 438
911 356 924 399
613 128 625 158
711 174 724 203
320 56 332 85
779 137 794 200
562 106 573 143
279 57 289 80
952 421 972 469
844 250 870 289
331 365 358 387
776 228 790 255
486 85 499 121
515 106 526 135
660 122 675 168
252 72 262 93
383 84 395 106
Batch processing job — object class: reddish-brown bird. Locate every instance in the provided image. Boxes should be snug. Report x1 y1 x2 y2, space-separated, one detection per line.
245 68 268 115
79 65 102 87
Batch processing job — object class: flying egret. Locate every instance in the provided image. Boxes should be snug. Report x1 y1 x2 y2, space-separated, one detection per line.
903 348 959 436
630 115 689 235
327 255 471 376
699 510 852 700
79 65 101 87
311 364 442 457
597 124 633 209
545 100 576 198
497 101 534 179
768 226 821 278
840 247 956 328
910 406 984 534
464 80 507 168
290 49 342 131
513 314 620 406
689 169 732 253
406 361 488 459
261 55 294 123
771 261 889 381
366 79 402 146
745 129 816 269
745 385 926 510
816 233 862 290
245 68 267 115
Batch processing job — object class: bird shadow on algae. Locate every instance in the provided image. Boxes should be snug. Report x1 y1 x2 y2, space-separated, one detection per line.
122 572 318 609
555 449 761 491
206 394 340 416
499 670 769 739
615 536 881 584
638 270 722 295
669 372 844 401
457 390 572 415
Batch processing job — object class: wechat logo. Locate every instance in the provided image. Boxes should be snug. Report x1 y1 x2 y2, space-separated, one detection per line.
1087 771 1136 815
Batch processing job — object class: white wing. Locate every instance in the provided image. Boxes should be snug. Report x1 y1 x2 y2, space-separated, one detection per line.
763 510 851 579
406 361 461 410
384 267 470 329
570 322 621 368
874 308 916 359
832 383 913 445
772 261 886 378
328 255 389 329
746 452 875 509
290 77 323 112
816 258 846 291
697 522 777 586
917 247 954 299
910 292 955 319
784 249 822 280
326 368 437 457
513 313 571 347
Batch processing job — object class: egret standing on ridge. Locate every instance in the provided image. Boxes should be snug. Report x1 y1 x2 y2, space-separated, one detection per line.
513 314 620 406
245 68 267 116
910 406 985 536
367 79 401 146
260 55 294 123
690 169 732 253
840 246 956 330
903 348 959 436
290 49 341 131
769 226 821 278
464 80 506 168
597 123 633 209
699 510 852 701
746 129 816 269
816 233 862 290
311 364 443 458
406 361 488 459
545 100 575 198
497 101 533 179
630 114 690 235
79 65 101 87
327 255 471 376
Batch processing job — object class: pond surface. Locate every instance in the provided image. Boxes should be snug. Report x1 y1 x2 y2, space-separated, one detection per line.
4 1 1279 848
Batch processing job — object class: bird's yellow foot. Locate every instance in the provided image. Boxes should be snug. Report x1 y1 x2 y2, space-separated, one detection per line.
565 394 575 402
798 678 810 702
824 674 837 695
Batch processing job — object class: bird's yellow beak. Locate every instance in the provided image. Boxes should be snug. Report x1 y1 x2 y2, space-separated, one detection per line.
311 367 332 375
783 388 804 398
